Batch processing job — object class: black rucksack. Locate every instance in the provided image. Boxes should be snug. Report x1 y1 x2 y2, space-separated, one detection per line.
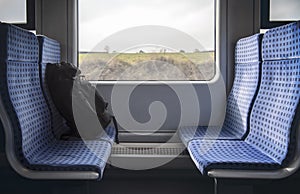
45 62 119 143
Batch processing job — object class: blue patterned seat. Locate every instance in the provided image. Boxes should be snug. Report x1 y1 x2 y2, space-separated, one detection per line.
0 22 112 179
187 21 300 175
36 35 69 139
37 35 115 143
179 34 262 146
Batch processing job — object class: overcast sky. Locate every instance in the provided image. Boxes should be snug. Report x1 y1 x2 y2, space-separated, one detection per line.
79 0 215 52
0 0 26 23
1 0 300 52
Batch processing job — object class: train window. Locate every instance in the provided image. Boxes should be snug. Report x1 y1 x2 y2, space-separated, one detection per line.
270 0 300 21
0 0 26 23
261 0 300 29
78 0 215 81
0 0 35 30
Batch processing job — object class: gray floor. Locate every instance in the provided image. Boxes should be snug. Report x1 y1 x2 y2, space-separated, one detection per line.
1 159 300 194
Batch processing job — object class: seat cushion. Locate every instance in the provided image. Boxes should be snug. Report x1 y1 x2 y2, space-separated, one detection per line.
30 140 111 178
178 126 240 146
102 126 116 142
188 139 280 174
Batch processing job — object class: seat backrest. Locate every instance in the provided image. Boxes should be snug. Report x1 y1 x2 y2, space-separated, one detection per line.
0 23 54 165
246 21 300 164
222 34 262 138
37 35 71 138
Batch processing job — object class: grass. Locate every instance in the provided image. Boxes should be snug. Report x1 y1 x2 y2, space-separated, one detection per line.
79 52 214 65
78 51 215 80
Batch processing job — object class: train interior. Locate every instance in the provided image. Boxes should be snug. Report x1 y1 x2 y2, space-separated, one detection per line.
1 0 300 194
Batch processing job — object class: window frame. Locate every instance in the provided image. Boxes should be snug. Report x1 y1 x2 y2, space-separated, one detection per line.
261 0 297 29
14 0 35 30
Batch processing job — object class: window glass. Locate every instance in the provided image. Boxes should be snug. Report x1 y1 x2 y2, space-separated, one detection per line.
270 0 300 21
79 0 215 81
0 0 26 23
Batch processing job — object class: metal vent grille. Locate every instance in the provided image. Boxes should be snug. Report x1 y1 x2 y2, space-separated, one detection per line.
111 144 189 156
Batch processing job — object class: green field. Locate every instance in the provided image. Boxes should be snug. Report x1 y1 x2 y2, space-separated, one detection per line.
79 52 215 81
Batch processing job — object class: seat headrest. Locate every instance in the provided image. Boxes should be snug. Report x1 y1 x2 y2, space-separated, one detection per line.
262 21 300 61
0 22 38 62
235 33 263 64
37 35 61 64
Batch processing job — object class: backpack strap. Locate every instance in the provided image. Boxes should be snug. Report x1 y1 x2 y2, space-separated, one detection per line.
112 116 119 144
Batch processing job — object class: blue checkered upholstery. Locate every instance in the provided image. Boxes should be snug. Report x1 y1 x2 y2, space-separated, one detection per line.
178 126 239 146
30 140 110 174
188 140 279 174
0 24 38 62
37 36 61 64
262 22 300 60
235 35 262 63
37 35 115 143
0 23 112 179
179 34 262 146
245 59 300 163
247 21 300 164
187 22 300 175
37 35 69 139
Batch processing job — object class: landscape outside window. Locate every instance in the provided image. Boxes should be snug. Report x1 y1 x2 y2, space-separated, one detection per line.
79 0 215 81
